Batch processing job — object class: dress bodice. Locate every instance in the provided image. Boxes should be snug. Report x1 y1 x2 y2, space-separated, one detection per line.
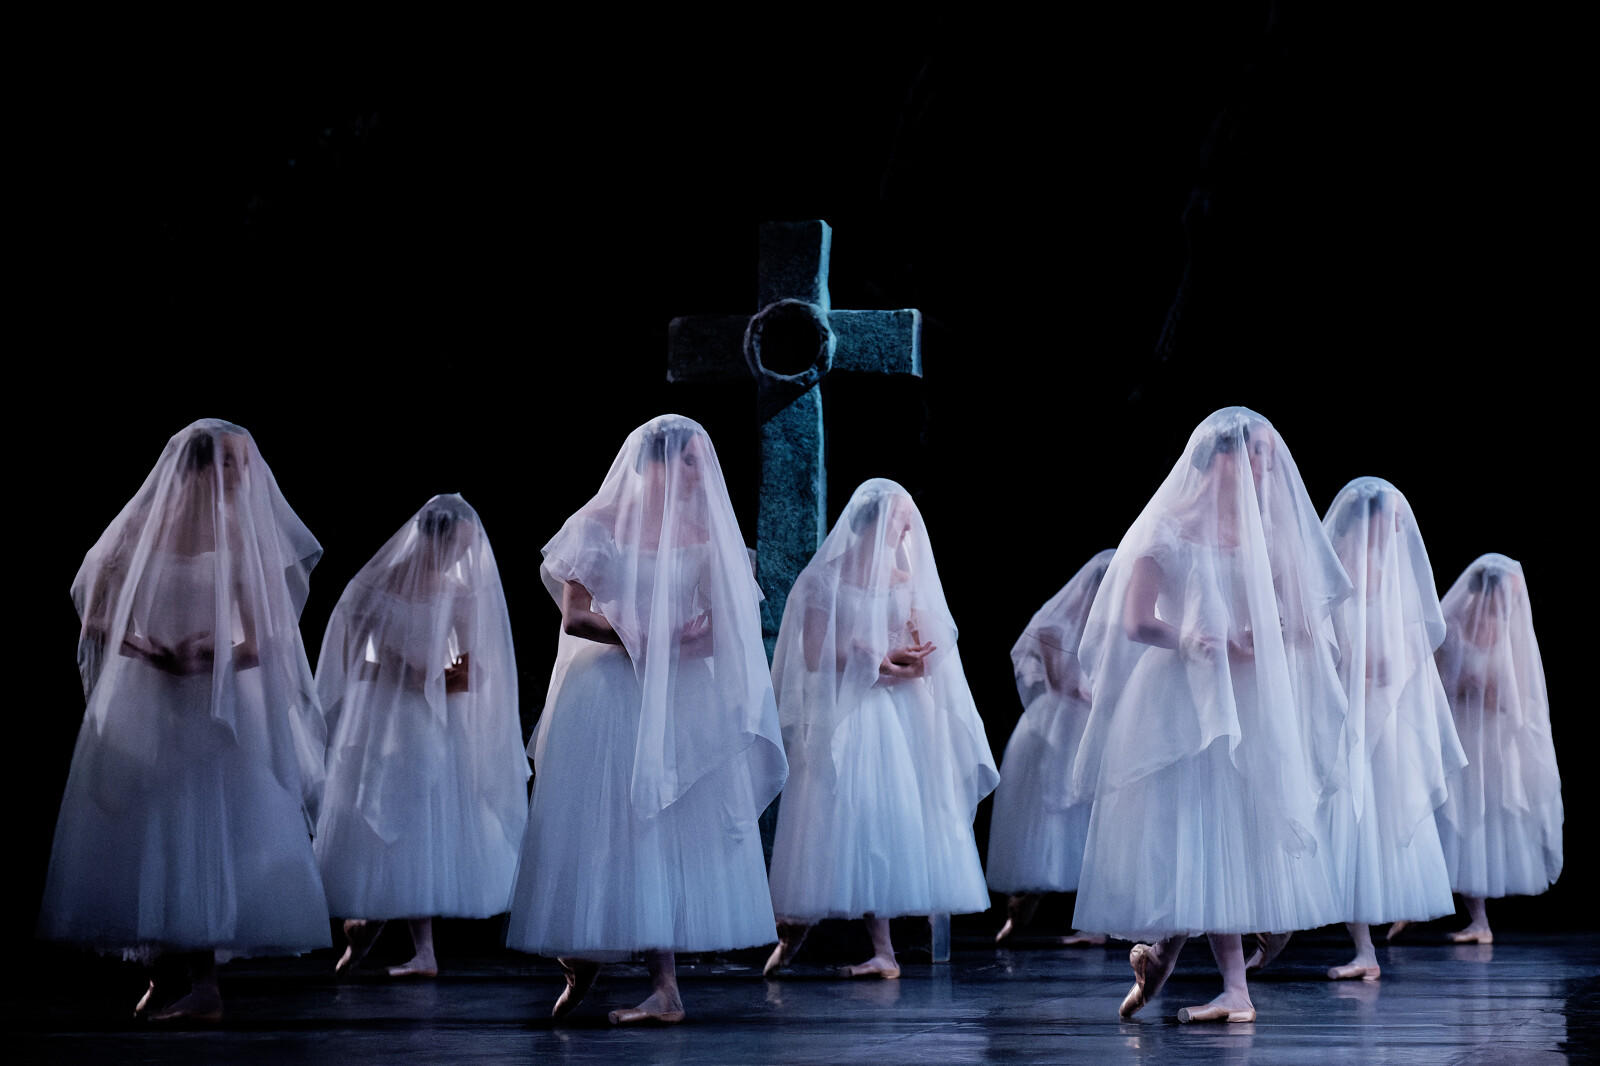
352 585 473 678
129 550 238 646
834 579 917 655
1449 639 1501 708
617 543 713 626
1151 532 1253 642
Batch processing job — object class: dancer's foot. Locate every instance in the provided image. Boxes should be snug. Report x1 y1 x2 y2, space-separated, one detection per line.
133 980 160 1018
1176 989 1255 1024
1244 932 1292 972
1330 928 1381 982
839 954 900 979
608 988 685 1025
387 952 438 978
1385 919 1410 941
764 922 810 976
995 894 1041 943
336 919 381 975
1058 931 1107 947
149 986 222 1023
764 940 797 977
1453 896 1493 944
1327 962 1381 981
552 958 600 1019
1119 941 1180 1019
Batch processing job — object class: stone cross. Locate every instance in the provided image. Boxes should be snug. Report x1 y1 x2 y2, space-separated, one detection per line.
667 220 923 658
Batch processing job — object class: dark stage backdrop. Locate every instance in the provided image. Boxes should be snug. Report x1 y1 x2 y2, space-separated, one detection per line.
14 9 1586 931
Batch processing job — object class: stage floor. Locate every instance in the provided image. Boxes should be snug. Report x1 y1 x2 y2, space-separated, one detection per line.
12 930 1597 1064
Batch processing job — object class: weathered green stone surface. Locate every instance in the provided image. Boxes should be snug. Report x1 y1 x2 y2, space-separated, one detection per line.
756 219 831 311
757 388 827 650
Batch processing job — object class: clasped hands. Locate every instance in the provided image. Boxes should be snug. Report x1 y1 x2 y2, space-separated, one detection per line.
123 631 229 675
880 641 936 680
679 611 713 655
1181 626 1255 664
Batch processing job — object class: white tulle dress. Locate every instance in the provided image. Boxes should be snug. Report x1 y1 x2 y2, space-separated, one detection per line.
40 420 330 958
1069 409 1351 941
767 481 997 922
314 495 529 920
505 417 787 960
1322 478 1463 925
986 549 1114 896
1434 555 1563 900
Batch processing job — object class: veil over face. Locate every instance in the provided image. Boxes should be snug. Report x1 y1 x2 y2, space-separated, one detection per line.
1436 554 1562 870
1070 407 1351 853
69 418 325 812
1323 478 1464 838
771 478 997 817
315 494 528 844
1009 548 1115 809
532 414 786 816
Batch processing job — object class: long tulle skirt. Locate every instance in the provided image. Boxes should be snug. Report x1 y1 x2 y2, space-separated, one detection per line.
985 711 1091 895
315 689 525 920
39 665 330 957
1327 760 1455 924
1072 737 1344 939
769 683 991 921
1437 755 1564 899
505 644 776 959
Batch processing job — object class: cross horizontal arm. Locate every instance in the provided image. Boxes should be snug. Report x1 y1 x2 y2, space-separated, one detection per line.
666 315 753 383
828 309 923 377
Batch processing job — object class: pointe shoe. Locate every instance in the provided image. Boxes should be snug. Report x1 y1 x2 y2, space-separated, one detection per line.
553 960 599 1019
839 957 900 979
1386 920 1410 941
1327 963 1381 982
336 919 380 975
150 990 223 1023
997 895 1039 943
764 939 799 977
1119 944 1153 1019
133 980 159 1018
1177 1003 1255 1023
1245 931 1291 972
767 922 811 974
1449 928 1493 944
1058 932 1107 947
608 1005 686 1025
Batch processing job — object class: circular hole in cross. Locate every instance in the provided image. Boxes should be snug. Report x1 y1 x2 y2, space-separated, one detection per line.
751 300 829 379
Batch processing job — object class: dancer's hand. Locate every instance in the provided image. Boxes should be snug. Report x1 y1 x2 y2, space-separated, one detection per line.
881 642 935 679
678 611 715 658
231 640 260 671
172 632 216 674
1180 629 1222 663
444 653 470 693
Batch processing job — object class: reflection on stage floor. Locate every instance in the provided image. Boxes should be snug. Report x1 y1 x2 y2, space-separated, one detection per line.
14 928 1597 1064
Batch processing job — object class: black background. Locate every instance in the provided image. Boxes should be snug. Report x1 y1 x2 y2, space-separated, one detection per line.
14 6 1587 934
